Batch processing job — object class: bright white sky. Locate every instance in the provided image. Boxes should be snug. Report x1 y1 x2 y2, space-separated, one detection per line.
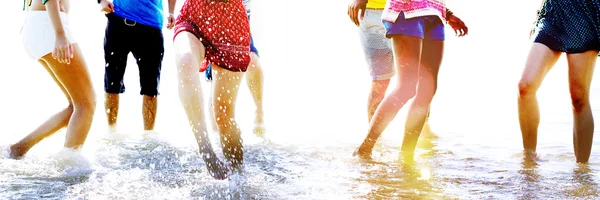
0 0 596 151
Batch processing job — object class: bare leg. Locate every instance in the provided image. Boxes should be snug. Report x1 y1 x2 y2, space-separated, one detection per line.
10 60 74 158
367 79 390 122
518 43 561 153
105 93 119 130
367 80 436 140
11 44 96 158
420 113 437 139
401 39 443 161
245 52 265 135
142 95 157 131
566 51 597 163
174 32 228 179
355 35 423 158
208 83 219 133
212 65 244 170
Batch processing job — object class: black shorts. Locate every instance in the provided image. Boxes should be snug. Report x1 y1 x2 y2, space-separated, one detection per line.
104 13 164 96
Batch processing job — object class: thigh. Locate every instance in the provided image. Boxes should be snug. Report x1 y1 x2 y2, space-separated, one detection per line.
41 44 95 102
38 59 70 101
567 51 598 95
419 39 444 83
132 27 165 96
519 43 562 88
174 31 205 75
390 35 423 82
212 65 243 119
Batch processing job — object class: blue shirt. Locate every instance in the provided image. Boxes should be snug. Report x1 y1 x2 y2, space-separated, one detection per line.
113 0 164 30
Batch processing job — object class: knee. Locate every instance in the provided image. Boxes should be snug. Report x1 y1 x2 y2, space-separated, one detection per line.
518 80 537 98
75 96 96 114
65 104 75 113
570 86 589 112
391 84 417 99
371 79 391 90
214 107 237 129
176 56 201 86
414 87 437 104
176 52 199 75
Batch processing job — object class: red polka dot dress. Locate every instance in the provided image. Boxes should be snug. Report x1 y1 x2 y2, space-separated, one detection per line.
174 0 251 72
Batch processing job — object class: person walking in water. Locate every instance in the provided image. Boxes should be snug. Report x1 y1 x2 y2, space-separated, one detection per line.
351 0 468 161
10 0 97 158
171 0 251 179
99 0 176 132
347 0 466 138
206 0 266 136
518 0 599 163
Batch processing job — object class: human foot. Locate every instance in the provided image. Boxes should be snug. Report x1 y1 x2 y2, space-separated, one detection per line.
352 145 373 159
253 109 266 136
420 123 438 139
253 123 266 136
9 144 27 160
108 125 118 134
201 152 230 180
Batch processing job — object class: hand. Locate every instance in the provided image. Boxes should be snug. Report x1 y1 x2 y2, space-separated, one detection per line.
100 0 114 13
530 13 539 38
530 27 534 38
166 13 175 30
347 0 367 27
447 14 468 37
53 33 73 64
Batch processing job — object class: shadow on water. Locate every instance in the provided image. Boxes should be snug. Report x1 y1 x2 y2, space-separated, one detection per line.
188 141 305 200
516 158 542 200
562 164 599 199
2 172 91 200
514 153 600 200
351 137 451 199
0 155 93 200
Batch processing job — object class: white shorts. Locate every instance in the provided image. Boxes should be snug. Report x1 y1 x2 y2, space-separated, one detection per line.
21 11 76 60
358 9 395 81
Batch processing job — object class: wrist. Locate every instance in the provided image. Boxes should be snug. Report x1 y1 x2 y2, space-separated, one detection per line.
445 8 454 20
55 30 66 37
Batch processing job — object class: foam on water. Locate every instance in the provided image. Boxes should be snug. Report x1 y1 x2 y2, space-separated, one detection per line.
52 148 94 177
0 145 10 159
